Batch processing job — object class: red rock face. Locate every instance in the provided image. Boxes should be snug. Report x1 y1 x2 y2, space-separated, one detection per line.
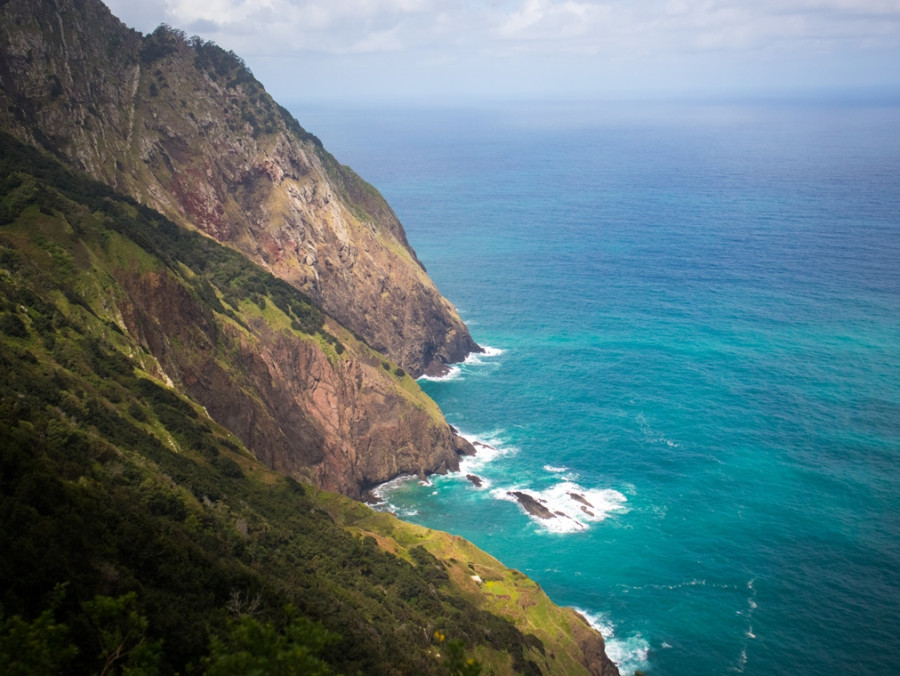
116 268 469 500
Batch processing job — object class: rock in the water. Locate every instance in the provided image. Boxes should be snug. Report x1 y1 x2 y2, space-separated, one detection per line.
466 474 483 488
569 492 595 509
508 491 556 519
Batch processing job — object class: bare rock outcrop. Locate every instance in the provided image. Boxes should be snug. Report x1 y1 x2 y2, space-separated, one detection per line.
570 610 622 675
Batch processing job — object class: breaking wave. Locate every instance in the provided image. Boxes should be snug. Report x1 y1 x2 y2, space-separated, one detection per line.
417 345 503 382
458 430 517 476
417 364 463 382
491 480 628 534
575 608 649 676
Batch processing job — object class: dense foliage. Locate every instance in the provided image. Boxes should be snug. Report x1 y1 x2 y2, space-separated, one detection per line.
0 134 554 674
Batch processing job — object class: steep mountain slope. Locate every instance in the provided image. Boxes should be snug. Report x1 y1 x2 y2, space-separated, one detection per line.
0 0 484 496
0 134 619 675
0 132 470 498
0 0 479 377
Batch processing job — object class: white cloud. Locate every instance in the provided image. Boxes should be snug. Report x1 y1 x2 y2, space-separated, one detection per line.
103 0 900 99
106 0 900 56
489 0 900 56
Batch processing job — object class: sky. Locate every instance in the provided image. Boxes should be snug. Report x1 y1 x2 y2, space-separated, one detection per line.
104 0 900 103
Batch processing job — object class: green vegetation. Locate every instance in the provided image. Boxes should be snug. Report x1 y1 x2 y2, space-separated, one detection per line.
140 25 184 65
0 132 605 674
0 229 493 672
0 130 325 338
0 270 504 673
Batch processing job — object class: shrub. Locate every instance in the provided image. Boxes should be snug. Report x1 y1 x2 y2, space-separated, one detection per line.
0 313 27 338
214 456 244 479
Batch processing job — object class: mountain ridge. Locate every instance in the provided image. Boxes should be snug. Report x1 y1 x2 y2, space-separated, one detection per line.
0 0 484 497
0 0 479 378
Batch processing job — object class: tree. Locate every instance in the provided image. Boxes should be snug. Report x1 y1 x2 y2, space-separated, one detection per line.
0 585 78 675
202 606 335 676
81 592 162 676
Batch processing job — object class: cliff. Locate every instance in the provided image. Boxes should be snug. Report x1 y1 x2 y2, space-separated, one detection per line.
0 0 483 494
0 132 619 675
0 0 479 378
0 133 471 498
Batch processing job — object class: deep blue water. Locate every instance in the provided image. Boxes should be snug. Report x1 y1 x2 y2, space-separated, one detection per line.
291 100 900 675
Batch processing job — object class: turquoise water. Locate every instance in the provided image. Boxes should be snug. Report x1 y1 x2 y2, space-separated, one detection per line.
293 101 900 675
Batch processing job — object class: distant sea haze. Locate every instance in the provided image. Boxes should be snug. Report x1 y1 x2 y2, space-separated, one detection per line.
296 100 900 676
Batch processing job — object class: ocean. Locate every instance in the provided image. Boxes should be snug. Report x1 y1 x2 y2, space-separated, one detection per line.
290 99 900 675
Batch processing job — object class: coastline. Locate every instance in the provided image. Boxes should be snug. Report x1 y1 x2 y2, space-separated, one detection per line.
366 431 631 674
417 345 505 383
366 343 630 674
420 342 486 379
297 100 900 676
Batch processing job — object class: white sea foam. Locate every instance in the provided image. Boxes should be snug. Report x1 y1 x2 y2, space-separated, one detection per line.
370 473 417 500
463 345 504 366
372 429 513 504
418 346 502 381
636 412 679 448
417 364 463 382
457 431 516 475
574 608 616 637
543 465 569 473
543 464 580 481
575 608 649 676
491 480 627 534
625 578 739 592
369 473 419 515
731 578 758 672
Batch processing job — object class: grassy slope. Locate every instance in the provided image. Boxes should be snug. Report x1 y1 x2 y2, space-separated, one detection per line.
0 134 605 674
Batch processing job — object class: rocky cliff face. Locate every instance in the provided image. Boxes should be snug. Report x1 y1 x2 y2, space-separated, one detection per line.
0 134 470 498
0 0 479 377
116 266 469 500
